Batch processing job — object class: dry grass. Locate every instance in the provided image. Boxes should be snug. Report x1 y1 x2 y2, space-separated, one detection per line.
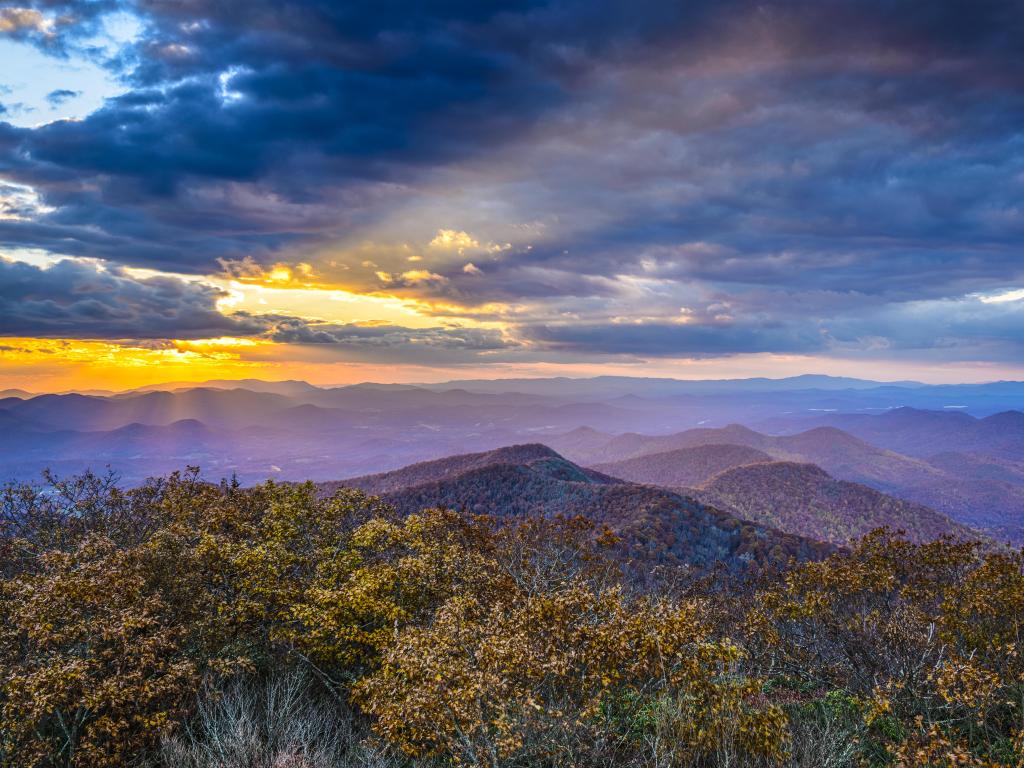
160 670 397 768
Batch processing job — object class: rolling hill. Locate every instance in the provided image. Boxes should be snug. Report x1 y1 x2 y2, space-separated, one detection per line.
548 424 944 490
0 382 1020 545
927 452 1024 486
761 407 1024 461
327 445 832 573
593 444 774 487
693 461 976 546
323 444 609 496
549 424 1024 542
0 389 296 431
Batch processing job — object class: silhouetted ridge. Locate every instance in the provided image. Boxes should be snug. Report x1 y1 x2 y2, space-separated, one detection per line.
329 443 584 496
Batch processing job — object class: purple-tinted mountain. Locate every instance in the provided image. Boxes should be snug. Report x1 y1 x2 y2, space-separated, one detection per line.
0 378 1019 543
131 379 323 397
927 452 1024 486
593 444 773 487
326 445 832 573
0 389 295 432
693 461 977 546
760 407 1024 461
548 424 1024 543
324 444 613 496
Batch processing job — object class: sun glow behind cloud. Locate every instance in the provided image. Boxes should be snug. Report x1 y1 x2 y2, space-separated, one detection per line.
4 243 1024 391
979 289 1024 305
0 336 270 390
3 0 1024 390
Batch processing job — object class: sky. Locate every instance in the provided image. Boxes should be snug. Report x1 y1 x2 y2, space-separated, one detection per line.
0 0 1023 391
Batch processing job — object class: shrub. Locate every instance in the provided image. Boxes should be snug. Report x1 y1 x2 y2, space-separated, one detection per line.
3 469 1022 768
356 581 786 766
0 471 393 767
748 529 1024 766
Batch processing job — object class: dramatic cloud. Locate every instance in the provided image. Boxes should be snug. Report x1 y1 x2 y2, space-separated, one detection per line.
0 257 266 338
267 319 517 364
1 0 1023 372
0 256 518 366
0 7 51 37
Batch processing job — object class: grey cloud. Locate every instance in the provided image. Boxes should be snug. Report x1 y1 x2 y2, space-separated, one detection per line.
0 257 523 365
525 320 825 357
268 318 514 352
45 88 81 106
518 291 1024 362
0 258 265 339
2 0 1024 367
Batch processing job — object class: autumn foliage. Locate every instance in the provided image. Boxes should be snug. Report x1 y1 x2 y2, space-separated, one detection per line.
0 469 1022 767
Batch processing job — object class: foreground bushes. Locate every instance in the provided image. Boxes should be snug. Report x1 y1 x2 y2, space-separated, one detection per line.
0 470 1022 767
749 531 1024 767
358 585 785 766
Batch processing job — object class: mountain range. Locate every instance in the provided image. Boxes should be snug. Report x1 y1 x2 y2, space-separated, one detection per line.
759 407 1024 461
592 444 775 487
588 444 971 545
693 461 975 546
0 375 1022 546
549 423 1024 542
325 444 833 573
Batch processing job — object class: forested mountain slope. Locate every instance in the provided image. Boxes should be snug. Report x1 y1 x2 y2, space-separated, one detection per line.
593 444 773 487
550 425 1024 542
692 461 977 546
329 447 832 572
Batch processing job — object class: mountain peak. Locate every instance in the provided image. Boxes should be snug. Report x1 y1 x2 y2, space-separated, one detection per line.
982 410 1024 427
329 443 833 573
328 443 566 496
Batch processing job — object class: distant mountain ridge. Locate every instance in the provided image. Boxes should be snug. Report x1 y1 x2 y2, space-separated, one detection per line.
0 389 33 400
549 423 1024 543
0 380 1020 545
417 374 925 397
761 407 1024 461
131 379 324 397
594 444 774 487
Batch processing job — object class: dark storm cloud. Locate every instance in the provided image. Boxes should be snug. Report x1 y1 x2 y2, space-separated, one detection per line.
2 0 1024 362
0 258 268 338
0 0 1012 271
0 257 515 363
0 0 573 269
